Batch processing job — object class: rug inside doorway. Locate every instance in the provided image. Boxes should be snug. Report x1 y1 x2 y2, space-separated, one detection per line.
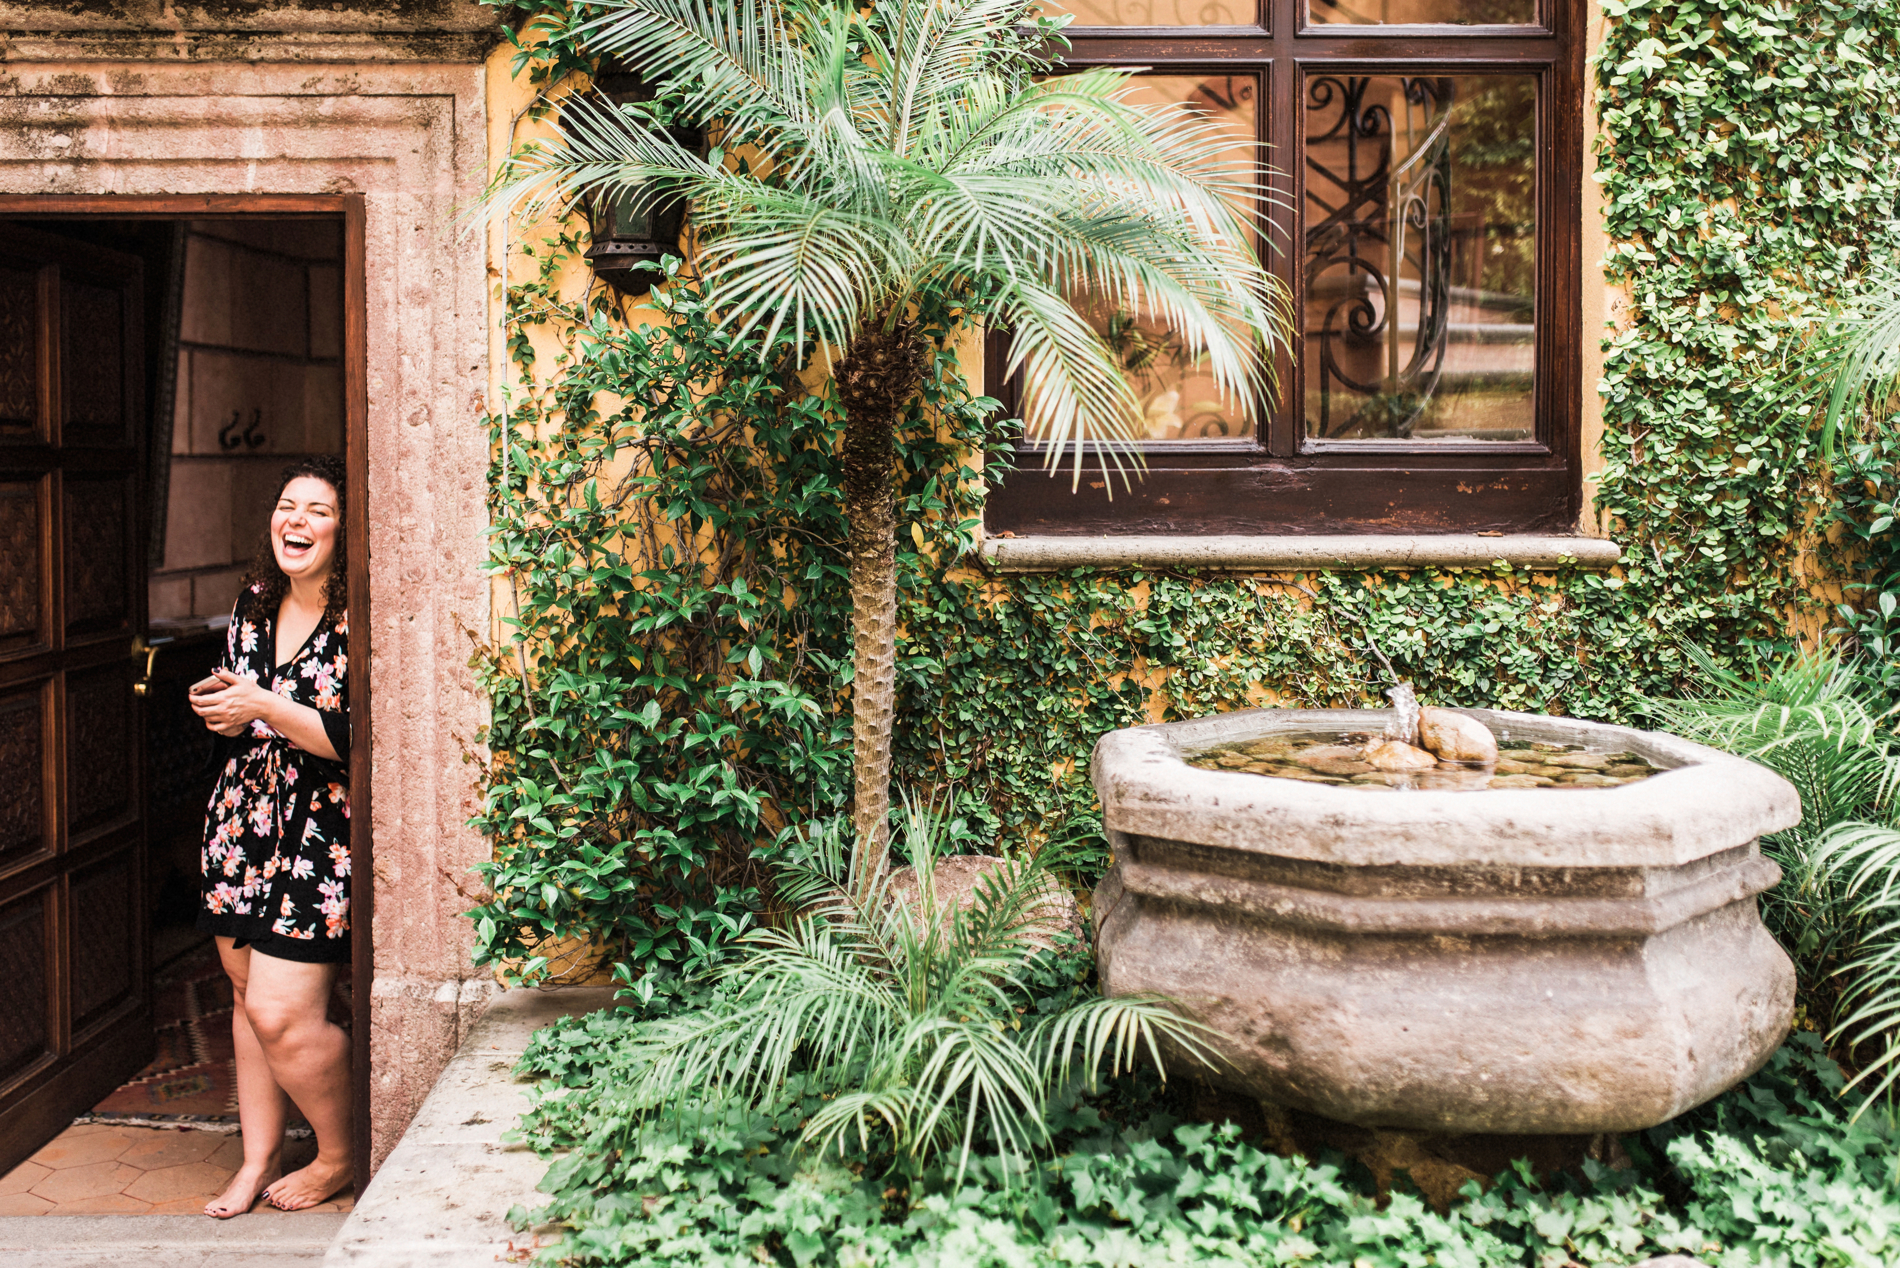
78 938 350 1133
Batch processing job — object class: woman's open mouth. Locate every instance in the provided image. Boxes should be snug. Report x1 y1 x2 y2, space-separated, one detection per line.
282 533 315 559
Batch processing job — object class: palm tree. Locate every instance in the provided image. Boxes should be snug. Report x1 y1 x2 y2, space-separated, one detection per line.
489 0 1295 861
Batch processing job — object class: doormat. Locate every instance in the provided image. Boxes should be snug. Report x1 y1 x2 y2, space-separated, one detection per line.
77 938 350 1134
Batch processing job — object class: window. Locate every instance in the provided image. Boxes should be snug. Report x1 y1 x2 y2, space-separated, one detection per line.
985 0 1582 536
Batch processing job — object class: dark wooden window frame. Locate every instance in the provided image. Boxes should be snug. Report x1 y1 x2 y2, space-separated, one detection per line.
0 193 373 1175
984 0 1583 536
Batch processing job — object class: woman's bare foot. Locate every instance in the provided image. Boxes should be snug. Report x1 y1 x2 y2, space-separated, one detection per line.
205 1163 279 1219
263 1155 352 1211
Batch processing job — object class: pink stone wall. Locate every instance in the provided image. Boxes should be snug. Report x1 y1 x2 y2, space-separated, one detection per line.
0 55 498 1173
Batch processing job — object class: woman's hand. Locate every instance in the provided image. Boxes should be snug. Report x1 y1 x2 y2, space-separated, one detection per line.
190 669 280 738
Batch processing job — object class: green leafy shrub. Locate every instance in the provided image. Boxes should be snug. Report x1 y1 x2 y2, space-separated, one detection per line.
549 801 1213 1182
470 263 998 980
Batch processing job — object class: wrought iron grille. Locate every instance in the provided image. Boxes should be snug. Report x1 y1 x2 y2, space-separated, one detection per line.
1304 75 1455 440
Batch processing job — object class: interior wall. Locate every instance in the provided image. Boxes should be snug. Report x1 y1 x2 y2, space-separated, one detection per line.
151 220 346 627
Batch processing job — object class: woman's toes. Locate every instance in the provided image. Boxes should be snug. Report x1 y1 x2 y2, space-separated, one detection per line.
264 1158 352 1211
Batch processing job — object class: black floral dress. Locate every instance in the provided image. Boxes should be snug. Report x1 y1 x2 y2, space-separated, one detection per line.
196 582 352 964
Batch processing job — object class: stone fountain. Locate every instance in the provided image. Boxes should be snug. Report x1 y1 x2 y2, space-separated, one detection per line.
1089 703 1800 1135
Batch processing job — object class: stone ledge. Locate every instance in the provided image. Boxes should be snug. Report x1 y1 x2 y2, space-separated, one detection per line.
0 1213 345 1267
980 534 1623 573
325 986 616 1268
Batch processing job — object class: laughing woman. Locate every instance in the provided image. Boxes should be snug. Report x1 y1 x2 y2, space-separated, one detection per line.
190 455 353 1217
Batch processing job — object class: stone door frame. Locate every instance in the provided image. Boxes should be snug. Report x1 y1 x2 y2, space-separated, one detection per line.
0 60 495 1173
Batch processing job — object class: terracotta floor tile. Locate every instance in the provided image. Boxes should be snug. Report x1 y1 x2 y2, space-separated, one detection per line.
125 1160 239 1204
0 1159 50 1196
28 1128 137 1169
51 1192 153 1213
119 1130 228 1169
0 1192 55 1215
28 1159 144 1203
207 1136 246 1170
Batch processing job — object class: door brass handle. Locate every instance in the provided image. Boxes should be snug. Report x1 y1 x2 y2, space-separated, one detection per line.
131 635 170 697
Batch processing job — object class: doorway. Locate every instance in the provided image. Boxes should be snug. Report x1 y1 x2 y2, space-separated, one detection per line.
0 201 370 1208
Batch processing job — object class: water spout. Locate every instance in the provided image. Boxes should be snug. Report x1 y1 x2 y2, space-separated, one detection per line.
1384 683 1421 748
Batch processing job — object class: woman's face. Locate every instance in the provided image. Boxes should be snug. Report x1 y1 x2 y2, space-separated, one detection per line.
271 476 340 585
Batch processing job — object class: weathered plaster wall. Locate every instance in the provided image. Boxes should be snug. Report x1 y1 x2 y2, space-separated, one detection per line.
0 1 498 62
0 25 499 1170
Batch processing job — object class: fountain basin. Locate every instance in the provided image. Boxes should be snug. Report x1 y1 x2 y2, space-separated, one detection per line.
1090 707 1800 1135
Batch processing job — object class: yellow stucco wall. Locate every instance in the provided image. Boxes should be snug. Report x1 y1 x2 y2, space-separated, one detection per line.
1578 0 1620 537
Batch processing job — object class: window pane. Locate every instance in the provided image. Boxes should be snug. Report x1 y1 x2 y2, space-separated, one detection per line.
1302 75 1535 443
1040 0 1255 27
1307 0 1534 24
1064 75 1259 442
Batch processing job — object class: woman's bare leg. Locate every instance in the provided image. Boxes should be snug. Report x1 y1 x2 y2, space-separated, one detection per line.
205 938 289 1218
243 949 352 1211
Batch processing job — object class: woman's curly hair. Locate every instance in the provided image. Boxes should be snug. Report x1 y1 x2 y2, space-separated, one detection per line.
240 455 348 624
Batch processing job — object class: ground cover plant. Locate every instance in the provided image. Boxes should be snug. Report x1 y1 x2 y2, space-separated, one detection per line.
510 952 1900 1268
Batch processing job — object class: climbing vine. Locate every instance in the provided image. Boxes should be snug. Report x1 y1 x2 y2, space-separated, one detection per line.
469 0 1900 978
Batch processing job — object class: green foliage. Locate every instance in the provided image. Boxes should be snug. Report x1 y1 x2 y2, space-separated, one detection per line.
468 255 996 979
510 977 1900 1266
554 801 1214 1183
470 0 1900 978
1648 648 1900 1100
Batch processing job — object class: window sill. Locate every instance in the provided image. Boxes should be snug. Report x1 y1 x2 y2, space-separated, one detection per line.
978 534 1622 573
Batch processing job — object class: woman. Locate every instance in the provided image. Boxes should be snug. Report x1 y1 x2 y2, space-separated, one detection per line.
190 455 353 1217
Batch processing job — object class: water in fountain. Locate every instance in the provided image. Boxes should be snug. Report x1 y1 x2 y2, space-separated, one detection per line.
1185 728 1666 792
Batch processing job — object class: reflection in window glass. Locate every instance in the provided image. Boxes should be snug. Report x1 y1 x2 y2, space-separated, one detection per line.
1307 0 1533 24
1302 75 1535 443
1040 0 1254 28
1060 75 1258 442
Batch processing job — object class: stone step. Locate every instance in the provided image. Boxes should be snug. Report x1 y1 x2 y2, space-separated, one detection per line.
0 1213 347 1268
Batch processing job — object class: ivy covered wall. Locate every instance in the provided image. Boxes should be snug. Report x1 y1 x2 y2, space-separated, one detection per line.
469 0 1900 975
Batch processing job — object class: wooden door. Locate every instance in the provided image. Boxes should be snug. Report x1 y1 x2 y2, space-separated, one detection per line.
0 224 150 1175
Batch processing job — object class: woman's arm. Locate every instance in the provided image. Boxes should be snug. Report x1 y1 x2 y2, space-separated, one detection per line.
189 669 342 762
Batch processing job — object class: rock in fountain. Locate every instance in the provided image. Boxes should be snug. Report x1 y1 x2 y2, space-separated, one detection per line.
1089 705 1799 1135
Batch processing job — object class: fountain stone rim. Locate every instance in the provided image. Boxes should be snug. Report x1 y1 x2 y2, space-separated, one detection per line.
1091 705 1801 870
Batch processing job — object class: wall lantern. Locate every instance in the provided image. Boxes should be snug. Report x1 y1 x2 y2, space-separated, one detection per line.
583 64 703 296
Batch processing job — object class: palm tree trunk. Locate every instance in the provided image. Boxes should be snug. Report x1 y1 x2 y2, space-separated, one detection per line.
836 319 927 866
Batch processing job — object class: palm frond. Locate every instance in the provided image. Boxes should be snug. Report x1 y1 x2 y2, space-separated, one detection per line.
574 0 815 142
1819 257 1900 454
1032 993 1223 1094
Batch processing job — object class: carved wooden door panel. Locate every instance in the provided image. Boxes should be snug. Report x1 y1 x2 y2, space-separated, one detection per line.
0 225 150 1175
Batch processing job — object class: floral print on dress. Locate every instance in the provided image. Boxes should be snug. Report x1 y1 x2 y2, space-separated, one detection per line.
200 582 351 946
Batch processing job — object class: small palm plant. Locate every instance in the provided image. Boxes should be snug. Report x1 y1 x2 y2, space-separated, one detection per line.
1649 647 1900 1103
488 0 1295 859
608 799 1217 1180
